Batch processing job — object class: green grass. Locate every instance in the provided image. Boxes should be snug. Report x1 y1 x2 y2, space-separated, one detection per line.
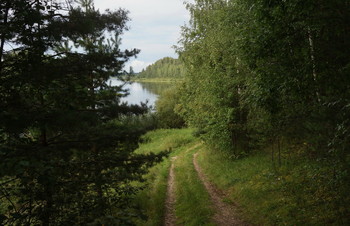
196 149 278 224
136 129 195 155
133 128 197 226
196 146 350 225
133 128 349 225
133 158 171 226
133 128 215 226
173 144 214 226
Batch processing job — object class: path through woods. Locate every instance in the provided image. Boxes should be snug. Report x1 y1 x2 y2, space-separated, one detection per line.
164 144 247 226
193 152 247 226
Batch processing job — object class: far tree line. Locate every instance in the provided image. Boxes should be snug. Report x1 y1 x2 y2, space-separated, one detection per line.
137 57 186 79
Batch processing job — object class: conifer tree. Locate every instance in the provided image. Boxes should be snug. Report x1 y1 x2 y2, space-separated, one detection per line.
0 0 164 224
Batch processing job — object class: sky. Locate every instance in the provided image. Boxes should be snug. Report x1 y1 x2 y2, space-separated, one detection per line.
93 0 192 72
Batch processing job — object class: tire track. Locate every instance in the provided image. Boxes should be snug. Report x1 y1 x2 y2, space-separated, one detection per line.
164 143 202 226
193 152 248 226
164 156 177 226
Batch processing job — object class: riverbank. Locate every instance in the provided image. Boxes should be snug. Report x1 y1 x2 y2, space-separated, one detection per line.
131 77 183 83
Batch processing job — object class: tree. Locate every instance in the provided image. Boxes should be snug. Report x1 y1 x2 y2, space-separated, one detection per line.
178 0 350 157
177 0 350 222
0 0 164 224
156 86 185 128
176 0 252 154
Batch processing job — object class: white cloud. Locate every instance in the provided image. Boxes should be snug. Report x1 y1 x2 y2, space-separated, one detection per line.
125 59 152 72
93 0 191 70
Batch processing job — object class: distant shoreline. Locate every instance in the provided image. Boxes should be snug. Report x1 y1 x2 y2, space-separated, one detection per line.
130 78 183 83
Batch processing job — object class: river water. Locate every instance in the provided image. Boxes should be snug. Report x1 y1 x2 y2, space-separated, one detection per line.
108 77 173 108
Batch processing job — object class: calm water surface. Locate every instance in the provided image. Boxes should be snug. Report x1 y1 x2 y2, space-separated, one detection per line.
108 78 159 108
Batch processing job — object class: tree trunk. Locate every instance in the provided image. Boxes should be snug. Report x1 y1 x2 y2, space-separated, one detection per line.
0 3 10 73
307 26 321 103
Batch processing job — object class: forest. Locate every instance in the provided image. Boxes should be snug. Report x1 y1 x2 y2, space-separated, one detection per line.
136 57 185 79
169 0 350 224
176 0 350 159
1 0 349 225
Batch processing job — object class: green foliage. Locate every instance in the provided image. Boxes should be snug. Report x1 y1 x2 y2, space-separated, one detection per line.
177 0 350 223
156 86 185 128
137 57 186 79
176 0 252 154
178 0 350 153
0 0 164 224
